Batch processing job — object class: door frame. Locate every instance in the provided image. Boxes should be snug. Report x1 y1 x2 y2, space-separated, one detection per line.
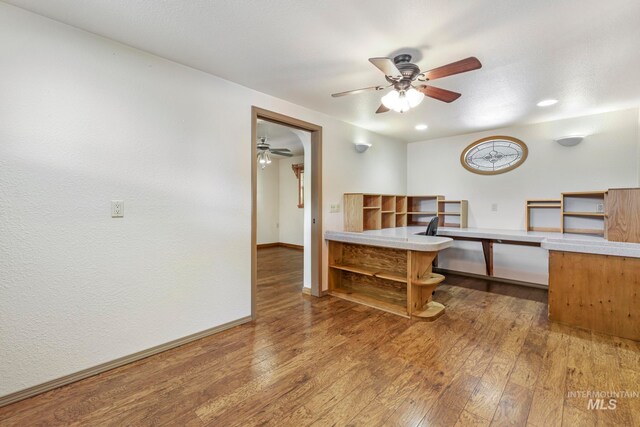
251 106 323 319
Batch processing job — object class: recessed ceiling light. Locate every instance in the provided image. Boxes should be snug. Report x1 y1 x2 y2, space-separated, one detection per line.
537 99 558 107
415 124 428 130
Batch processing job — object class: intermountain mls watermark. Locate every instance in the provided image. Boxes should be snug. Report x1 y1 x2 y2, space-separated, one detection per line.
567 390 640 410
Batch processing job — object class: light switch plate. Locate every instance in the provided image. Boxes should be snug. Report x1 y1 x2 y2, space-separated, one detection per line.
491 203 498 212
330 203 340 213
111 200 124 217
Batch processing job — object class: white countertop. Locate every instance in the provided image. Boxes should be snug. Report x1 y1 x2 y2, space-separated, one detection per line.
324 228 453 252
325 226 640 258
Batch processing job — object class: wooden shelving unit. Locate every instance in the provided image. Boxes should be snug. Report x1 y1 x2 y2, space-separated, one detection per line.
437 200 468 228
561 191 607 236
344 193 468 231
525 199 562 232
328 241 446 320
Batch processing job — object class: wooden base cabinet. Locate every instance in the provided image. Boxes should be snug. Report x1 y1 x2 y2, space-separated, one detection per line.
328 241 446 320
549 251 640 341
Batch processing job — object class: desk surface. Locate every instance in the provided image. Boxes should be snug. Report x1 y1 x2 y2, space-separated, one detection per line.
326 226 640 258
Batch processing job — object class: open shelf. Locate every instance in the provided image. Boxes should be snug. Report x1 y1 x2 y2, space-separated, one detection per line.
562 191 606 235
529 204 561 208
373 270 407 283
526 198 561 232
562 212 605 217
330 263 376 276
329 289 408 318
438 200 468 228
381 212 395 229
381 195 396 212
563 228 605 236
330 264 406 283
363 194 381 208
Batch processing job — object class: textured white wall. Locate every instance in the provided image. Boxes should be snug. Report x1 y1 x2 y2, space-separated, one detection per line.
0 3 406 397
278 155 304 246
408 108 639 284
256 160 280 244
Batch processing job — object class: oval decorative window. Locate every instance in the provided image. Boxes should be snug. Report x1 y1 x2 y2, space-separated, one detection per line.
460 135 528 175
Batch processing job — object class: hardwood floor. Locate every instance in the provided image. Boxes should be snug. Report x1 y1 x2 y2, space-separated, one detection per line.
1 246 639 426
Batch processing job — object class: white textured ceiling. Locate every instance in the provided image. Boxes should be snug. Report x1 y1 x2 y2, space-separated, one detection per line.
257 120 304 156
5 0 640 142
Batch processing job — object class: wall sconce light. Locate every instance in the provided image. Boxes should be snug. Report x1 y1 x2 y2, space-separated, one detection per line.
354 142 372 153
554 135 585 147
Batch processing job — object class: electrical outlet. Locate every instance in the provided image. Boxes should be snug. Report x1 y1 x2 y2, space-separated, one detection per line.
491 203 498 212
596 203 604 213
330 203 340 213
111 200 124 218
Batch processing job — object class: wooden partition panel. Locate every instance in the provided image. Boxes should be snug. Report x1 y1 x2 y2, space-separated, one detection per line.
607 188 640 243
549 251 640 341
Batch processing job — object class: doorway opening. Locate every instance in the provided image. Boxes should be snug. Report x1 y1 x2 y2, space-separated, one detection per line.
251 107 322 319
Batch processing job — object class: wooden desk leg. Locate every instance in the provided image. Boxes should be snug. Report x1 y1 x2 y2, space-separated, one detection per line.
481 239 494 277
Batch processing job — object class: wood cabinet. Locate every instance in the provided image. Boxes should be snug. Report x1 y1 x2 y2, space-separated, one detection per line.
607 188 640 243
549 250 640 341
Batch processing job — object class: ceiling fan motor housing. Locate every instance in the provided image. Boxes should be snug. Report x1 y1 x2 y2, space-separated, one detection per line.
386 54 422 89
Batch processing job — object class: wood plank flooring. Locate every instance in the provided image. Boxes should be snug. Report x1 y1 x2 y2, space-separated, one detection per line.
1 246 639 426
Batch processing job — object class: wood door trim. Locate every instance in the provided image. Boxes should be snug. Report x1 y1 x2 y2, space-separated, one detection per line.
251 106 323 320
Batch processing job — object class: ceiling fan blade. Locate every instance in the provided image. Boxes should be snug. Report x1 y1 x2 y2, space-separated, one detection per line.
420 57 482 81
375 104 390 114
270 150 293 157
331 85 385 98
270 148 291 153
416 85 461 103
368 57 402 78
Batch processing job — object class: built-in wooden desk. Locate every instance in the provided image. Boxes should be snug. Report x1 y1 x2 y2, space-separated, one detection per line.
324 230 453 320
329 226 640 340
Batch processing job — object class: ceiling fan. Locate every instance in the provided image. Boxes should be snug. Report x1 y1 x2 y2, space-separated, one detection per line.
257 136 292 168
331 54 482 114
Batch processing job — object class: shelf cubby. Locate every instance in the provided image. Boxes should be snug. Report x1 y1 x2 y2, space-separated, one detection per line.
437 200 468 228
561 191 607 236
526 199 562 232
381 212 395 229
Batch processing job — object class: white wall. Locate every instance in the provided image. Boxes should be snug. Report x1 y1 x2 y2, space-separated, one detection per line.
408 108 639 284
0 3 406 398
278 155 304 246
256 160 280 244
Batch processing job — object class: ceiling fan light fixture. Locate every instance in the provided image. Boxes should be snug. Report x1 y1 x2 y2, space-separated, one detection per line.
381 90 400 110
381 88 423 113
406 88 424 108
